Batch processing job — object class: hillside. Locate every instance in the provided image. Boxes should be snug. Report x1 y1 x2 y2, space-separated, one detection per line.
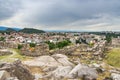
19 28 45 33
6 28 17 32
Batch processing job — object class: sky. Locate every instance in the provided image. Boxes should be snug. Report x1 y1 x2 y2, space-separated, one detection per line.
0 0 120 31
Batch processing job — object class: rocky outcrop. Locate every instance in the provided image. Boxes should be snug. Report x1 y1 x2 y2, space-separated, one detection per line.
23 54 98 80
0 70 10 80
0 60 34 80
23 55 61 68
68 64 98 79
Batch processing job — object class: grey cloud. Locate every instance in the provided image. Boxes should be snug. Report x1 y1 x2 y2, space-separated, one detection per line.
22 0 120 26
0 0 22 20
0 0 120 31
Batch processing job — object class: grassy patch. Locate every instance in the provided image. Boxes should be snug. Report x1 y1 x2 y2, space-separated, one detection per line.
106 48 120 68
11 49 34 61
0 49 33 62
0 55 10 60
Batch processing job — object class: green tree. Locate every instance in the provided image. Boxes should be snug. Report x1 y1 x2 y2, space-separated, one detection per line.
106 35 112 43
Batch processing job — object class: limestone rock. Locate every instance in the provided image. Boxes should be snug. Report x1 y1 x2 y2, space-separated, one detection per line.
68 64 98 79
111 73 120 80
0 70 10 80
52 66 72 79
52 54 74 66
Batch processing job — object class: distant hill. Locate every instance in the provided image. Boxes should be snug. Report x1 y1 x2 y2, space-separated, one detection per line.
0 26 8 31
0 26 21 31
19 28 45 33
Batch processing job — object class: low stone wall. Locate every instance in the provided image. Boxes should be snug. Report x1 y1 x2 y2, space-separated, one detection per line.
49 43 88 55
0 50 12 56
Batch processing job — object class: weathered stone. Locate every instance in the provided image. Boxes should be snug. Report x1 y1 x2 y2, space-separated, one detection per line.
23 56 61 68
52 54 74 66
0 70 10 80
68 64 98 79
52 66 73 79
111 73 120 80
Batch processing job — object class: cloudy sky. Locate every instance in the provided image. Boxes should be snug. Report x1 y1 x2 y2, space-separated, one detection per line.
0 0 120 31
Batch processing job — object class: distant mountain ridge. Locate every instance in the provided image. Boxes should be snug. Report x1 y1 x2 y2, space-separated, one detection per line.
0 26 45 33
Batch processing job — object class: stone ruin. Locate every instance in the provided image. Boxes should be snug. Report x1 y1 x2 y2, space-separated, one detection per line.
0 60 34 80
20 43 49 57
0 42 18 49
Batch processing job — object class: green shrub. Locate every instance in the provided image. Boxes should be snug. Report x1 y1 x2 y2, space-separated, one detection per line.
45 41 56 50
18 44 23 49
45 40 71 50
29 43 36 47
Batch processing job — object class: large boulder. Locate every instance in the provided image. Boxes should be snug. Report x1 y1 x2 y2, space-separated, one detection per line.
0 70 10 80
68 64 98 79
52 54 74 66
23 56 61 68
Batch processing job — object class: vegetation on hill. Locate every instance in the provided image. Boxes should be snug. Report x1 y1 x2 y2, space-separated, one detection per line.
19 28 45 34
0 37 5 41
106 48 120 68
0 27 45 34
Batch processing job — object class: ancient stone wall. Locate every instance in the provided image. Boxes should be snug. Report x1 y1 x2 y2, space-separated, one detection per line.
0 51 12 56
0 42 18 49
